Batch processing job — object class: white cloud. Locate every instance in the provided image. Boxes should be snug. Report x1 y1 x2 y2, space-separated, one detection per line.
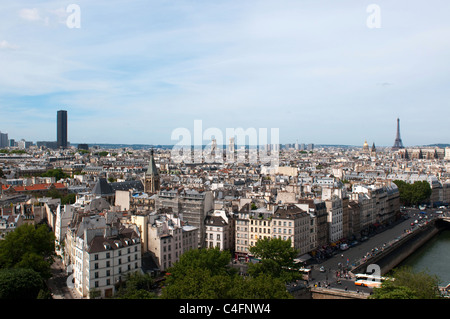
0 40 18 49
18 7 68 26
18 8 42 21
2 0 450 145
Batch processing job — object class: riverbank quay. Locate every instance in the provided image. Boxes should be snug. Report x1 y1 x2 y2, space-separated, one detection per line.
350 217 450 276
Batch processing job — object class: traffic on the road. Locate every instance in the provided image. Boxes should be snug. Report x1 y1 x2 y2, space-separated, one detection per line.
303 205 449 295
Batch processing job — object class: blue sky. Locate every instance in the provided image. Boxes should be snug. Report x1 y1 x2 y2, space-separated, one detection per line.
0 0 449 146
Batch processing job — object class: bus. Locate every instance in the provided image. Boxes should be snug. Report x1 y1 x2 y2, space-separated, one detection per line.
355 279 382 288
354 273 389 281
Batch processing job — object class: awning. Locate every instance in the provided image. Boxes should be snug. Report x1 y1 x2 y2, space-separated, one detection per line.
294 254 312 263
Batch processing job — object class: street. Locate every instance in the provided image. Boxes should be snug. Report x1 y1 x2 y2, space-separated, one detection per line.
307 207 447 294
47 258 82 299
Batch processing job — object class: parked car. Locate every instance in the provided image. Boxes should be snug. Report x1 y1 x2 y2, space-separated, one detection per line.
349 240 359 247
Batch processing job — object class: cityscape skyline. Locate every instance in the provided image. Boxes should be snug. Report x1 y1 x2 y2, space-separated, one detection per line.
1 1 450 146
1 111 448 149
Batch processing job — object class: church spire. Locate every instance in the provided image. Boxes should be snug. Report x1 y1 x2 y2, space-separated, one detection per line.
146 148 159 176
144 149 160 193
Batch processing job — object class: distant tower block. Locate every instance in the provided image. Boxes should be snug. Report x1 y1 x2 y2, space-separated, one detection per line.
392 118 404 150
211 138 217 153
229 137 235 153
57 110 68 149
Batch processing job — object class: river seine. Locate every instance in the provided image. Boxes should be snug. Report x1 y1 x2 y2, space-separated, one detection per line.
398 229 450 286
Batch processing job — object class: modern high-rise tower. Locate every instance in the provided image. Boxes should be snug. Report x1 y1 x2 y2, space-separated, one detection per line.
392 118 404 150
57 110 68 149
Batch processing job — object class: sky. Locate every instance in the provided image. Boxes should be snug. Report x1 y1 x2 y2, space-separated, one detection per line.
0 0 450 146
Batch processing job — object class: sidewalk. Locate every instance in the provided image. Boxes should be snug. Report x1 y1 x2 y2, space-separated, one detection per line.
47 259 83 299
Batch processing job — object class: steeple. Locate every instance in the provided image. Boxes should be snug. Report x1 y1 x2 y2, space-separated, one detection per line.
144 149 160 193
146 149 159 176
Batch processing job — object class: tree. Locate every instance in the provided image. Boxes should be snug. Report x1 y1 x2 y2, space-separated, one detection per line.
160 247 293 299
161 248 236 299
370 267 442 299
114 272 156 299
393 180 432 206
41 168 69 180
166 247 234 278
0 224 56 279
230 274 293 299
248 237 301 282
61 193 76 205
161 268 235 299
0 268 44 299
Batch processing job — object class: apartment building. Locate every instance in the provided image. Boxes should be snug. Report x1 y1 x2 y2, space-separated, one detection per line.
147 210 198 271
67 213 142 298
297 199 328 248
248 209 272 247
204 209 234 250
272 205 313 255
325 197 343 243
154 188 214 248
234 204 250 260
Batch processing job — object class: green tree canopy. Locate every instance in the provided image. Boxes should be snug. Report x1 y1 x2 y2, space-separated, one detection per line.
248 237 301 283
393 180 432 206
114 272 156 299
166 247 234 278
370 266 442 299
230 274 293 299
41 168 69 180
160 247 292 299
0 224 56 279
0 268 44 299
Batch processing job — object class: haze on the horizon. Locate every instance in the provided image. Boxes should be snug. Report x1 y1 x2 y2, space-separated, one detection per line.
0 0 449 147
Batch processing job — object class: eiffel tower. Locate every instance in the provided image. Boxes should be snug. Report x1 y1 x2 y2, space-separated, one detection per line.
392 118 404 150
